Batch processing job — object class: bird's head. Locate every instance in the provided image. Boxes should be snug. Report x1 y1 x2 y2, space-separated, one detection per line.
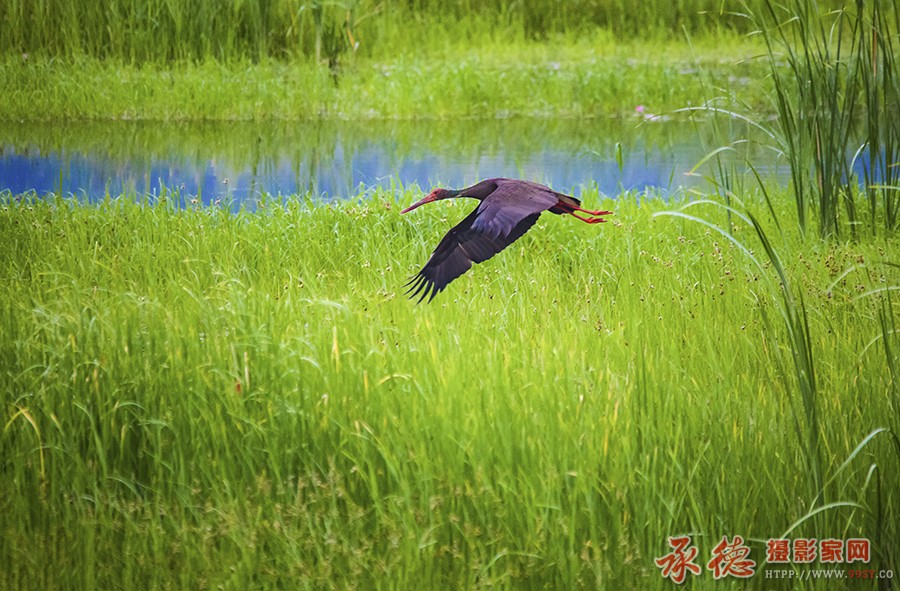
401 187 460 214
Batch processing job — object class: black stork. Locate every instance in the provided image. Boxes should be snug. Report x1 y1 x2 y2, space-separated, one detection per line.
401 177 612 302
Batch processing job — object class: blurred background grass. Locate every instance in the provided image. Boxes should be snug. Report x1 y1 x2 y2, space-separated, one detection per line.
0 0 844 64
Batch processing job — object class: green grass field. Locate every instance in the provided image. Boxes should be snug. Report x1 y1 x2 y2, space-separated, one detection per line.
0 35 771 121
1 188 897 589
0 0 782 123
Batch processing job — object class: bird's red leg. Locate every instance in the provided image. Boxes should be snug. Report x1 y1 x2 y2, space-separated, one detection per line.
572 205 614 216
571 212 608 224
556 200 613 217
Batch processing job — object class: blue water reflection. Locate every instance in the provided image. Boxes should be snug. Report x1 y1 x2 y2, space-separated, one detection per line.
1 118 770 205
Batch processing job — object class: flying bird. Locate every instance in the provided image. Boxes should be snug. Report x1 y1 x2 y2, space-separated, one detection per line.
401 177 612 302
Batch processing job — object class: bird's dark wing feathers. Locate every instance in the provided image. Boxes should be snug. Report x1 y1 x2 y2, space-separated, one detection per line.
469 179 560 238
406 209 541 303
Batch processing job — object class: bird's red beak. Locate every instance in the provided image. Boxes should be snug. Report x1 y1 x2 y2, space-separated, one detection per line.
401 193 436 214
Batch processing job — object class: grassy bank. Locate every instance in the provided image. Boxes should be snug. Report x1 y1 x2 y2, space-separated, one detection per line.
0 0 817 64
0 35 770 121
1 189 898 589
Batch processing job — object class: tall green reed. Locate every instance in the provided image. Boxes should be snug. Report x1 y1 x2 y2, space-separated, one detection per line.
750 0 900 238
755 0 859 238
657 198 900 570
857 0 900 234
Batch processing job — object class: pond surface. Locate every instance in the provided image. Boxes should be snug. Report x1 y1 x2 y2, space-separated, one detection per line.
1 117 776 206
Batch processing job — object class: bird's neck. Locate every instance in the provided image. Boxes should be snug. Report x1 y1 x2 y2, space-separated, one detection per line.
458 179 499 200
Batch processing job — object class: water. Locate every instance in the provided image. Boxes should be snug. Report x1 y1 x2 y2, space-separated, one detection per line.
0 117 772 206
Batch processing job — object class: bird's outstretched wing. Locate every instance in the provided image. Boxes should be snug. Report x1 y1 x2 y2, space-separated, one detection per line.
406 209 541 303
